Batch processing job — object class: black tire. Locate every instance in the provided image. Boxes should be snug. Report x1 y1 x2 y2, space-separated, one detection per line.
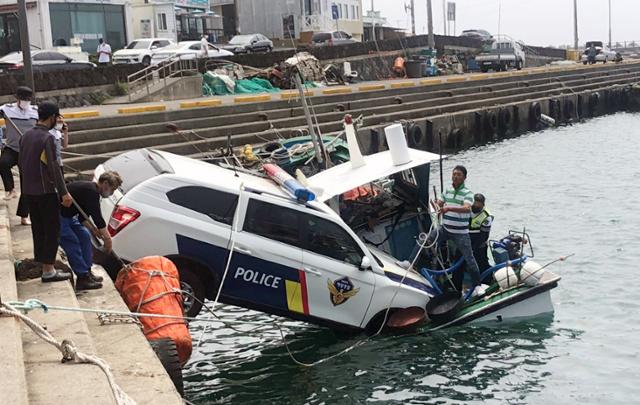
93 248 124 281
529 101 542 128
583 61 588 65
175 264 205 318
149 338 184 396
516 60 523 70
142 56 151 66
407 123 423 147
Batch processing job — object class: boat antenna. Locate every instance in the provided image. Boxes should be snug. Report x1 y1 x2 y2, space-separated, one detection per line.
438 131 444 193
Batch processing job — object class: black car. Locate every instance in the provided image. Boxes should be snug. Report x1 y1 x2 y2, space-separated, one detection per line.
222 34 274 54
0 50 96 73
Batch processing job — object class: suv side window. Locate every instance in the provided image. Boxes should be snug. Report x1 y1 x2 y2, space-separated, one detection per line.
304 215 363 265
167 186 237 225
244 199 302 247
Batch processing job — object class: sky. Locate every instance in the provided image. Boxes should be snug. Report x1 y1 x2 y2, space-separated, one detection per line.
374 0 640 47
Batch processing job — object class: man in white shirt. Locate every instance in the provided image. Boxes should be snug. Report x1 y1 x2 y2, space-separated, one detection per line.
97 38 112 65
201 35 209 58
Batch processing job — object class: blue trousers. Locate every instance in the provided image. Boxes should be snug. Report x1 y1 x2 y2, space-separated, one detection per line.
427 226 481 286
60 215 92 276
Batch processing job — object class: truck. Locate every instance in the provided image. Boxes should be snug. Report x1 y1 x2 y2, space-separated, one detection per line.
475 38 526 72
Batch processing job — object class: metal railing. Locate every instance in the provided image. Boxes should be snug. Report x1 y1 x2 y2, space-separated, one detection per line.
126 57 199 102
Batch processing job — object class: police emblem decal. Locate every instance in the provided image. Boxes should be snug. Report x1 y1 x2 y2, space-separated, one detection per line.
327 277 360 306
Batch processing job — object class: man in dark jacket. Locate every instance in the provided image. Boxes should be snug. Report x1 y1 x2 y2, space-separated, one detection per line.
19 101 72 282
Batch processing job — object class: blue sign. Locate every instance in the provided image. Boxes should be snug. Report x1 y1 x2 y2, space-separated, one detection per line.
331 4 339 20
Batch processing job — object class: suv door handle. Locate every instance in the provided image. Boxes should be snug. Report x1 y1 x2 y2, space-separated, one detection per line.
303 267 322 277
234 246 252 255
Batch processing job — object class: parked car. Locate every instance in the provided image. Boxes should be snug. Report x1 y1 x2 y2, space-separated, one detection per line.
475 38 526 72
581 41 617 64
311 31 359 46
113 38 174 66
0 50 95 73
222 34 273 54
151 41 233 65
460 29 493 42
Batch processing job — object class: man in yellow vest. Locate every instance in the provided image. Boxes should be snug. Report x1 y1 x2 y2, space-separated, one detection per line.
469 193 494 279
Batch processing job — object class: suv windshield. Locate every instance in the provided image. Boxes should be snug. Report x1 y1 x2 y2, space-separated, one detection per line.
126 40 151 50
103 149 174 193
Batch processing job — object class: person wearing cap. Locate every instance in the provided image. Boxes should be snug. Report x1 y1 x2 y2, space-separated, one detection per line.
0 86 36 225
19 101 73 283
469 193 494 276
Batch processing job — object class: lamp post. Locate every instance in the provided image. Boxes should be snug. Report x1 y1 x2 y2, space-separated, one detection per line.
17 0 34 94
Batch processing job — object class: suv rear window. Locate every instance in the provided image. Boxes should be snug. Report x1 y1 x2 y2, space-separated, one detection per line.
167 186 238 225
243 199 302 247
102 149 174 194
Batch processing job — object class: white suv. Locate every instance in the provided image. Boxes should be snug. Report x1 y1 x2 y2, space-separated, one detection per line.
113 38 174 66
94 148 440 331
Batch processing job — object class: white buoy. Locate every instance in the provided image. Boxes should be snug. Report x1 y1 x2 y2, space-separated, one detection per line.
344 115 365 168
384 123 412 166
494 266 519 290
520 260 546 287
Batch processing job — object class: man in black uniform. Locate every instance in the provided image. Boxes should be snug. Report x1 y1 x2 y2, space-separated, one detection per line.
469 193 494 283
60 171 122 290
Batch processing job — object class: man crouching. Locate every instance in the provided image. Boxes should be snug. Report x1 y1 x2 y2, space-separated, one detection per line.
60 171 122 290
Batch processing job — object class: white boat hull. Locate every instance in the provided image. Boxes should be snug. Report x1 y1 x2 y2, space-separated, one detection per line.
469 289 554 324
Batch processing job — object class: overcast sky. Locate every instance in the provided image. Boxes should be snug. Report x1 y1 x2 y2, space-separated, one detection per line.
374 0 639 47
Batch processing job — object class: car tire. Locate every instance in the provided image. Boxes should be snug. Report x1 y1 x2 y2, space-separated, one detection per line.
142 56 151 66
176 265 205 318
149 338 184 396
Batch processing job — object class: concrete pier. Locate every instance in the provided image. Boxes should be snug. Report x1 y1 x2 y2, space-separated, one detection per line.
58 61 640 176
0 197 183 405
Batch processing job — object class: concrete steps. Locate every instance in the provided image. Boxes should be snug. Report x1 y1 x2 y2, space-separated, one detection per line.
4 196 183 404
63 67 640 173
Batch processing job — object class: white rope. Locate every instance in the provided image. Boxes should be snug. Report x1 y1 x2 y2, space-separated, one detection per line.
0 302 136 405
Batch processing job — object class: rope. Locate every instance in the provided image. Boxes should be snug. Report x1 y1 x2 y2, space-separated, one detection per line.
0 302 136 405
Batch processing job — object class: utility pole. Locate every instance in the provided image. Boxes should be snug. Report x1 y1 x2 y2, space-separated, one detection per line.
17 0 34 94
370 0 375 41
573 0 578 49
410 0 416 36
427 0 435 48
442 0 447 35
608 0 612 48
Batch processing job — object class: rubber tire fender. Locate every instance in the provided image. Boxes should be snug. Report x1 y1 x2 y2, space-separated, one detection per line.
548 98 561 121
563 98 574 120
588 92 600 115
529 101 542 128
407 123 423 147
149 338 184 396
497 108 512 134
484 110 498 135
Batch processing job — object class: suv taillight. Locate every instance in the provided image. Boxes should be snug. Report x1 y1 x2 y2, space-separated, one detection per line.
108 205 140 237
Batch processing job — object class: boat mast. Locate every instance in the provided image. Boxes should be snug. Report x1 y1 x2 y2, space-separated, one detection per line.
293 73 325 166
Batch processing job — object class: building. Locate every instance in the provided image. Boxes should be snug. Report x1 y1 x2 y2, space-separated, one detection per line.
0 0 217 57
363 9 405 42
217 0 363 41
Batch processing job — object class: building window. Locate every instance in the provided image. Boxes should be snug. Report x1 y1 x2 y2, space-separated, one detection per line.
342 4 348 19
355 5 359 19
157 13 167 31
351 5 355 20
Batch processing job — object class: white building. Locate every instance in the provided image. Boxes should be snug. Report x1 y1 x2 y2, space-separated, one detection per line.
229 0 363 41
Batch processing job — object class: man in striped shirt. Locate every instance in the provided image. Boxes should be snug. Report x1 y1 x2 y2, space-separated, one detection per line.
431 165 486 296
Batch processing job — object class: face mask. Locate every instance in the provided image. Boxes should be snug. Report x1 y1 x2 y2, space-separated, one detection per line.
472 206 482 214
55 123 63 131
18 100 31 110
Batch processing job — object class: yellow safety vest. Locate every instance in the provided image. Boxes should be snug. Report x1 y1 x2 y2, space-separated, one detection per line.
469 208 492 233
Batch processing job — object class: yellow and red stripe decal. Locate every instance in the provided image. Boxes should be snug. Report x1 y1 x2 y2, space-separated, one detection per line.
285 270 309 315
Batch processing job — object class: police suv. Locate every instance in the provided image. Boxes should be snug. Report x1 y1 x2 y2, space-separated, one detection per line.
95 147 441 331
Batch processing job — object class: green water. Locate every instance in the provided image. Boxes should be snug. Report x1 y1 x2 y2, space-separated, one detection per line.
183 113 640 404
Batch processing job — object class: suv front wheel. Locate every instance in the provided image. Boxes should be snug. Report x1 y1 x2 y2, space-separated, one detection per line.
176 266 205 318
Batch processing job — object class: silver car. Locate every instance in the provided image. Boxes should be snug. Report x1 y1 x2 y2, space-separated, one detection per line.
312 31 358 46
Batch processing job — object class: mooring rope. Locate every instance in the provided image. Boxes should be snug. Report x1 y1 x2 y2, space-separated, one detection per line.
0 301 136 405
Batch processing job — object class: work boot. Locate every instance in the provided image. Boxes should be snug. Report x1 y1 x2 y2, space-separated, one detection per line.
76 274 102 291
88 269 104 283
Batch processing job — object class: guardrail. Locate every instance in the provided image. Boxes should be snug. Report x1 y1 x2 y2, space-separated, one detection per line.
126 57 198 102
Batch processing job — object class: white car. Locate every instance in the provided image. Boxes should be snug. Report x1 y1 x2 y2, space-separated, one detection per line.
581 41 617 64
150 41 233 66
113 38 174 66
94 147 443 331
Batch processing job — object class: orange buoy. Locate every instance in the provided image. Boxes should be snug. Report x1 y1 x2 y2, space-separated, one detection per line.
115 256 192 365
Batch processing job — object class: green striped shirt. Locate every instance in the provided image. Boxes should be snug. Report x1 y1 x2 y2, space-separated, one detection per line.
440 183 474 234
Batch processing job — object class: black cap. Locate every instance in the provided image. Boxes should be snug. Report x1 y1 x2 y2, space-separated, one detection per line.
16 86 33 100
38 101 60 121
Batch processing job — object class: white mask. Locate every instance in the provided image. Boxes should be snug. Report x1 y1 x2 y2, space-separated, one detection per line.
18 100 31 110
55 123 63 131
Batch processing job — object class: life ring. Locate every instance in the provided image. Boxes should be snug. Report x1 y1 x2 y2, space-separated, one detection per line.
588 92 600 116
497 108 512 134
529 102 542 128
406 123 423 147
484 110 498 136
